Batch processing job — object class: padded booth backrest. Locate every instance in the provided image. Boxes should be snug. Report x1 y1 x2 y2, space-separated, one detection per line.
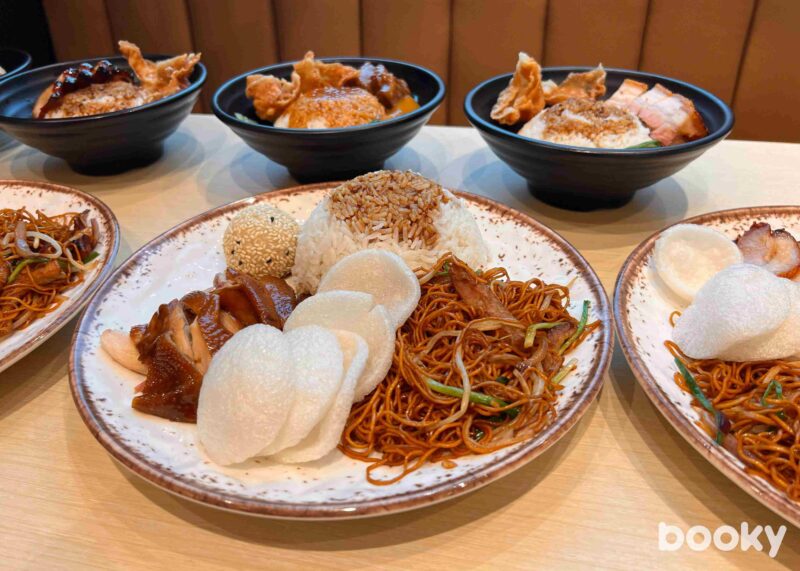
42 0 800 141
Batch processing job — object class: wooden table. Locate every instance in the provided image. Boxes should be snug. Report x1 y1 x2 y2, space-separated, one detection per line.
1 117 799 570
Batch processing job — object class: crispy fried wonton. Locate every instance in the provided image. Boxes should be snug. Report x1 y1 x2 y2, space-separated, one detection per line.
118 41 201 97
543 65 606 106
246 72 301 122
490 52 545 125
246 51 363 121
293 51 359 92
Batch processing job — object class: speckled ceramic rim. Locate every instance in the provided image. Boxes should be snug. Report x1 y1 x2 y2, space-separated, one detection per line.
614 206 800 528
0 179 119 373
69 182 614 520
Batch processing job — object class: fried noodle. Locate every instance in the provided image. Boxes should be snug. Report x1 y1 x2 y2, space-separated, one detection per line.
340 254 598 484
0 207 99 338
667 340 800 500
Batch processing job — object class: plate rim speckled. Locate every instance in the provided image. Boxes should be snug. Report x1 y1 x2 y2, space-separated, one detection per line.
0 179 119 373
69 182 613 519
613 205 800 528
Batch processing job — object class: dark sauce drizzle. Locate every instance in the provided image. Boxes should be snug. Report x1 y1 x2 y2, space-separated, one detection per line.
37 60 135 118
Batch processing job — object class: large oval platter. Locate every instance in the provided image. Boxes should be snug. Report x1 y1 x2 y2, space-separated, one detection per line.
0 180 119 372
70 182 613 519
614 206 800 527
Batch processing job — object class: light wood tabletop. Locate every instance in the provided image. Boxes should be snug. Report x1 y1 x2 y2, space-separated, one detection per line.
1 118 799 570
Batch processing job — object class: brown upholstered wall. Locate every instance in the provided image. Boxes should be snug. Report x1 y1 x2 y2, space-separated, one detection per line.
41 0 799 142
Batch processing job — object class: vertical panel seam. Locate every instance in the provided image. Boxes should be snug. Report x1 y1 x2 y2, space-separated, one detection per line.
182 0 203 112
272 0 283 62
446 0 455 125
358 0 364 56
636 0 652 70
730 0 760 111
540 0 550 64
103 0 117 48
183 0 198 52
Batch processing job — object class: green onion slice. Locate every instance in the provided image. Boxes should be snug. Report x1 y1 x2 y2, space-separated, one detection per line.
626 140 662 149
234 112 261 125
552 358 578 385
675 357 727 444
426 378 519 418
761 379 784 407
559 300 590 355
524 321 563 349
7 257 49 284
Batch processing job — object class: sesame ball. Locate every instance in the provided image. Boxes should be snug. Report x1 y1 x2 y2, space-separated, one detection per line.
223 204 299 279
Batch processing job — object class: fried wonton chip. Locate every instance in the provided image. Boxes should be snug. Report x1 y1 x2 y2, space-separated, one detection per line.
118 40 201 96
491 52 545 125
246 72 301 121
543 65 606 106
293 51 359 92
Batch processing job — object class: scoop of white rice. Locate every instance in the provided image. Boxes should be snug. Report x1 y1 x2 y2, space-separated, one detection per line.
292 171 489 293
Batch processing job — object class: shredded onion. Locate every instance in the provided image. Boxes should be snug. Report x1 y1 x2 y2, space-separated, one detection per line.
14 221 35 257
26 231 62 259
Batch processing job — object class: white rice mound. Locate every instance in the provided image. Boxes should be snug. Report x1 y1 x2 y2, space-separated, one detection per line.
292 171 489 293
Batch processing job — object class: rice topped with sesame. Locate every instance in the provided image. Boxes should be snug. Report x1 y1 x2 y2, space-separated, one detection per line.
292 170 489 293
223 204 299 278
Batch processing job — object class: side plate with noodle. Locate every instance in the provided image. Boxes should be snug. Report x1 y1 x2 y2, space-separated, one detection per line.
614 205 800 528
0 180 119 373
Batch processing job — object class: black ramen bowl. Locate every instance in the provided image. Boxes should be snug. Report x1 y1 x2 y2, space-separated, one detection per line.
465 67 734 210
0 54 206 174
213 57 445 182
0 48 32 79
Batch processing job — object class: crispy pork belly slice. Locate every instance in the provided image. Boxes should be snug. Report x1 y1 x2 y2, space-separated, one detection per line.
625 84 708 145
627 84 672 115
736 222 800 277
606 78 648 108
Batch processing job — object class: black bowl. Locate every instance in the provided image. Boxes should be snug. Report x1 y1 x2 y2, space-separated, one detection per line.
212 57 445 182
464 67 734 210
0 54 206 174
0 48 32 79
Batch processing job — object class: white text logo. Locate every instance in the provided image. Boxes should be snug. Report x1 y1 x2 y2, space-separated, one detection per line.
658 522 786 558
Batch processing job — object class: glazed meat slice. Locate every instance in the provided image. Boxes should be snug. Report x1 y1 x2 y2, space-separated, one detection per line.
737 222 800 277
543 322 577 374
14 259 66 286
103 270 298 423
132 335 203 422
215 268 296 329
347 62 413 109
70 210 99 260
450 262 525 348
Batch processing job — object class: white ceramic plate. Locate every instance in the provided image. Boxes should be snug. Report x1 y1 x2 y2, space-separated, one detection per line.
70 183 612 519
0 180 119 372
614 206 800 527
